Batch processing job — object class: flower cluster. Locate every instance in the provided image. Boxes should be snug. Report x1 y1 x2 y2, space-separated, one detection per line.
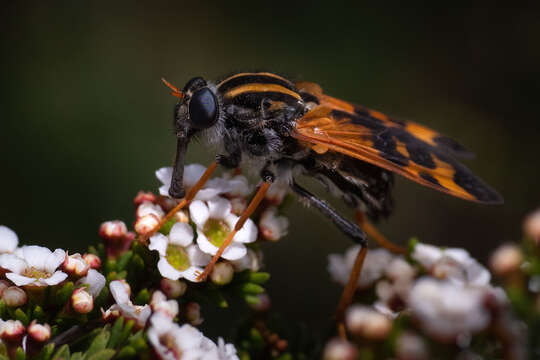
326 239 529 359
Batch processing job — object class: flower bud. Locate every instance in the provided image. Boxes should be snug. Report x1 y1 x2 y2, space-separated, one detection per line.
396 332 429 360
0 320 25 343
99 220 127 242
174 210 190 223
185 302 203 326
524 209 540 244
2 286 27 307
27 321 51 343
160 278 187 298
150 291 179 318
210 262 234 285
259 207 289 241
247 293 271 312
63 253 90 277
134 191 157 206
83 253 102 269
489 244 523 276
0 280 9 296
345 305 392 340
71 288 94 314
230 197 247 215
322 338 358 360
136 202 164 219
134 214 160 235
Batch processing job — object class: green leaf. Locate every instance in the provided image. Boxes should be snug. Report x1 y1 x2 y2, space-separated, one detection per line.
85 330 111 358
14 308 29 326
87 349 115 360
159 217 177 235
107 317 125 349
248 272 270 284
116 346 136 359
240 283 264 295
118 319 135 346
70 352 83 360
32 305 46 322
36 343 55 360
134 288 150 305
55 282 75 306
117 251 133 271
15 347 25 360
244 294 261 306
51 344 70 360
0 300 6 318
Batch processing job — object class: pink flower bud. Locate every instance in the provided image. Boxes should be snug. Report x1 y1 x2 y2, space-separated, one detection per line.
136 202 164 219
27 321 51 343
101 307 121 322
150 291 179 318
83 253 102 269
63 253 90 277
322 338 358 360
0 320 25 343
134 191 157 206
71 288 94 314
490 244 523 276
134 214 160 235
210 262 234 285
99 220 127 242
174 210 190 223
160 278 187 298
230 197 247 215
396 332 429 360
0 280 9 296
524 209 540 245
2 286 27 307
345 306 392 340
185 302 203 326
248 293 271 312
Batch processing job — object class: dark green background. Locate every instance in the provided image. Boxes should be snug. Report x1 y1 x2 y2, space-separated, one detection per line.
2 2 539 330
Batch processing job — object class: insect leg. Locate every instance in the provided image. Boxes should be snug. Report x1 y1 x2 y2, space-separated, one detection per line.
138 161 218 243
290 181 368 332
355 211 406 254
290 181 367 245
196 179 272 281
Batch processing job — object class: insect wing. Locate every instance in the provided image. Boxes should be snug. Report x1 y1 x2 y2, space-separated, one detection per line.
293 82 502 204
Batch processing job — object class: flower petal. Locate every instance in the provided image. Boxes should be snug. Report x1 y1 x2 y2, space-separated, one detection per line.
149 233 169 256
179 266 204 282
183 164 207 189
156 167 172 185
195 230 218 255
157 257 182 280
0 254 27 274
6 273 36 286
189 201 209 229
42 271 68 285
227 215 257 243
186 244 211 266
21 246 51 270
221 243 247 261
0 226 18 253
44 249 67 273
169 223 194 247
207 197 231 219
110 280 131 304
78 269 106 297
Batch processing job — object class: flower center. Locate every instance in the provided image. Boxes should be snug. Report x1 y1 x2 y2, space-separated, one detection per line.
203 219 230 247
166 245 191 272
23 267 51 279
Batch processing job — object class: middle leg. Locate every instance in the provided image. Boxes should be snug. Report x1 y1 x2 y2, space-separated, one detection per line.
290 181 368 336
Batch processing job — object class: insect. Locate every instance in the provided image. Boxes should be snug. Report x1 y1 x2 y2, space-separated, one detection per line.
153 72 502 326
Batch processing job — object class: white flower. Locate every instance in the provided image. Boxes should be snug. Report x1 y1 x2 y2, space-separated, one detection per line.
105 280 151 328
408 277 491 341
150 290 179 318
77 269 106 297
1 246 67 287
230 249 262 272
157 165 236 201
328 247 393 289
0 226 18 253
149 224 210 282
136 201 165 219
190 197 257 261
345 305 392 340
411 243 490 286
147 312 239 360
259 207 289 241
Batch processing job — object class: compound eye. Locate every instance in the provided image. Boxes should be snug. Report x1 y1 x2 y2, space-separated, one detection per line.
189 88 218 129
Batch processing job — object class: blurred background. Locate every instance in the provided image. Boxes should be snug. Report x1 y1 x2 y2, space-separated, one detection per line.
2 2 539 333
